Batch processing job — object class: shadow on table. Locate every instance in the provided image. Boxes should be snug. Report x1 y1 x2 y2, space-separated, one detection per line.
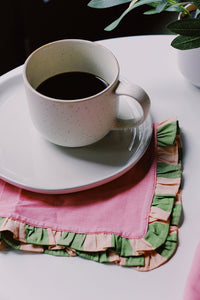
178 129 187 227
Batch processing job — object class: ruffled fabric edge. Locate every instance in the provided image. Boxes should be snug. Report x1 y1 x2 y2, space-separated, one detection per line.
0 117 182 271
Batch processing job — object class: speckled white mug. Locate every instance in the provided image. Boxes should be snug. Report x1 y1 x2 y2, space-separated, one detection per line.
23 39 150 147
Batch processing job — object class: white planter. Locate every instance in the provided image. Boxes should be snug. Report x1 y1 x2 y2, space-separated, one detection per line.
178 47 200 88
177 3 200 88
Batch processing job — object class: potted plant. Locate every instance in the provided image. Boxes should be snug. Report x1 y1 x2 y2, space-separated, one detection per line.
88 0 200 86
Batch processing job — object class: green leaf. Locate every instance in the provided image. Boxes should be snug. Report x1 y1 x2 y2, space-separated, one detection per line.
127 0 161 9
165 6 183 12
165 7 182 11
156 0 168 13
144 1 183 14
171 2 191 6
167 19 200 36
104 0 158 30
104 10 129 30
194 8 200 17
192 0 200 10
147 1 183 12
88 0 131 8
148 2 182 11
171 35 200 49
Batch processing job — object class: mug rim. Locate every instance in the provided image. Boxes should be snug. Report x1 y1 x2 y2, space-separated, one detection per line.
22 39 120 103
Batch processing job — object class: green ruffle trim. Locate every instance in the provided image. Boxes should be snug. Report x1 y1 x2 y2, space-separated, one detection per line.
0 117 182 271
157 119 180 146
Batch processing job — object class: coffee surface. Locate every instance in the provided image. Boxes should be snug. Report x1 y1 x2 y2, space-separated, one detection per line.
36 72 108 100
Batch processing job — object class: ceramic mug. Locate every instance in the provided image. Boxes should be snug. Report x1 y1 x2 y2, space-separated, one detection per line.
23 39 151 147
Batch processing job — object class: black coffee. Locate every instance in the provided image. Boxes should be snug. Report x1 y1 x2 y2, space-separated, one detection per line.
36 71 109 100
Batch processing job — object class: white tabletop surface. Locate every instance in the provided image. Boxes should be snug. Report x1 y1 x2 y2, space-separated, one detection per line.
0 35 198 300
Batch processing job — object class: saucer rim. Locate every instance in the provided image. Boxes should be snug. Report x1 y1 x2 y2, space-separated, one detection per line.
0 66 153 194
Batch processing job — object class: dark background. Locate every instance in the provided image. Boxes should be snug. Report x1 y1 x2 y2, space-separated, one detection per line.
0 0 176 75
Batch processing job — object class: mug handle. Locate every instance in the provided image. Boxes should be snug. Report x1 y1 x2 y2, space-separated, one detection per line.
112 80 151 129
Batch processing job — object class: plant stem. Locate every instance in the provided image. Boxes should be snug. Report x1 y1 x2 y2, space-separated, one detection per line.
180 5 193 17
168 0 192 17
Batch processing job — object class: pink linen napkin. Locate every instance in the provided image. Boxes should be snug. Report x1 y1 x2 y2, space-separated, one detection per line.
0 126 156 239
0 117 182 271
183 241 200 300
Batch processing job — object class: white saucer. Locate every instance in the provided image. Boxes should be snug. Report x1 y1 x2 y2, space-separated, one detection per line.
0 66 153 194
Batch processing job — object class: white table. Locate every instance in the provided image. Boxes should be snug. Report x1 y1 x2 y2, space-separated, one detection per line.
0 35 198 300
